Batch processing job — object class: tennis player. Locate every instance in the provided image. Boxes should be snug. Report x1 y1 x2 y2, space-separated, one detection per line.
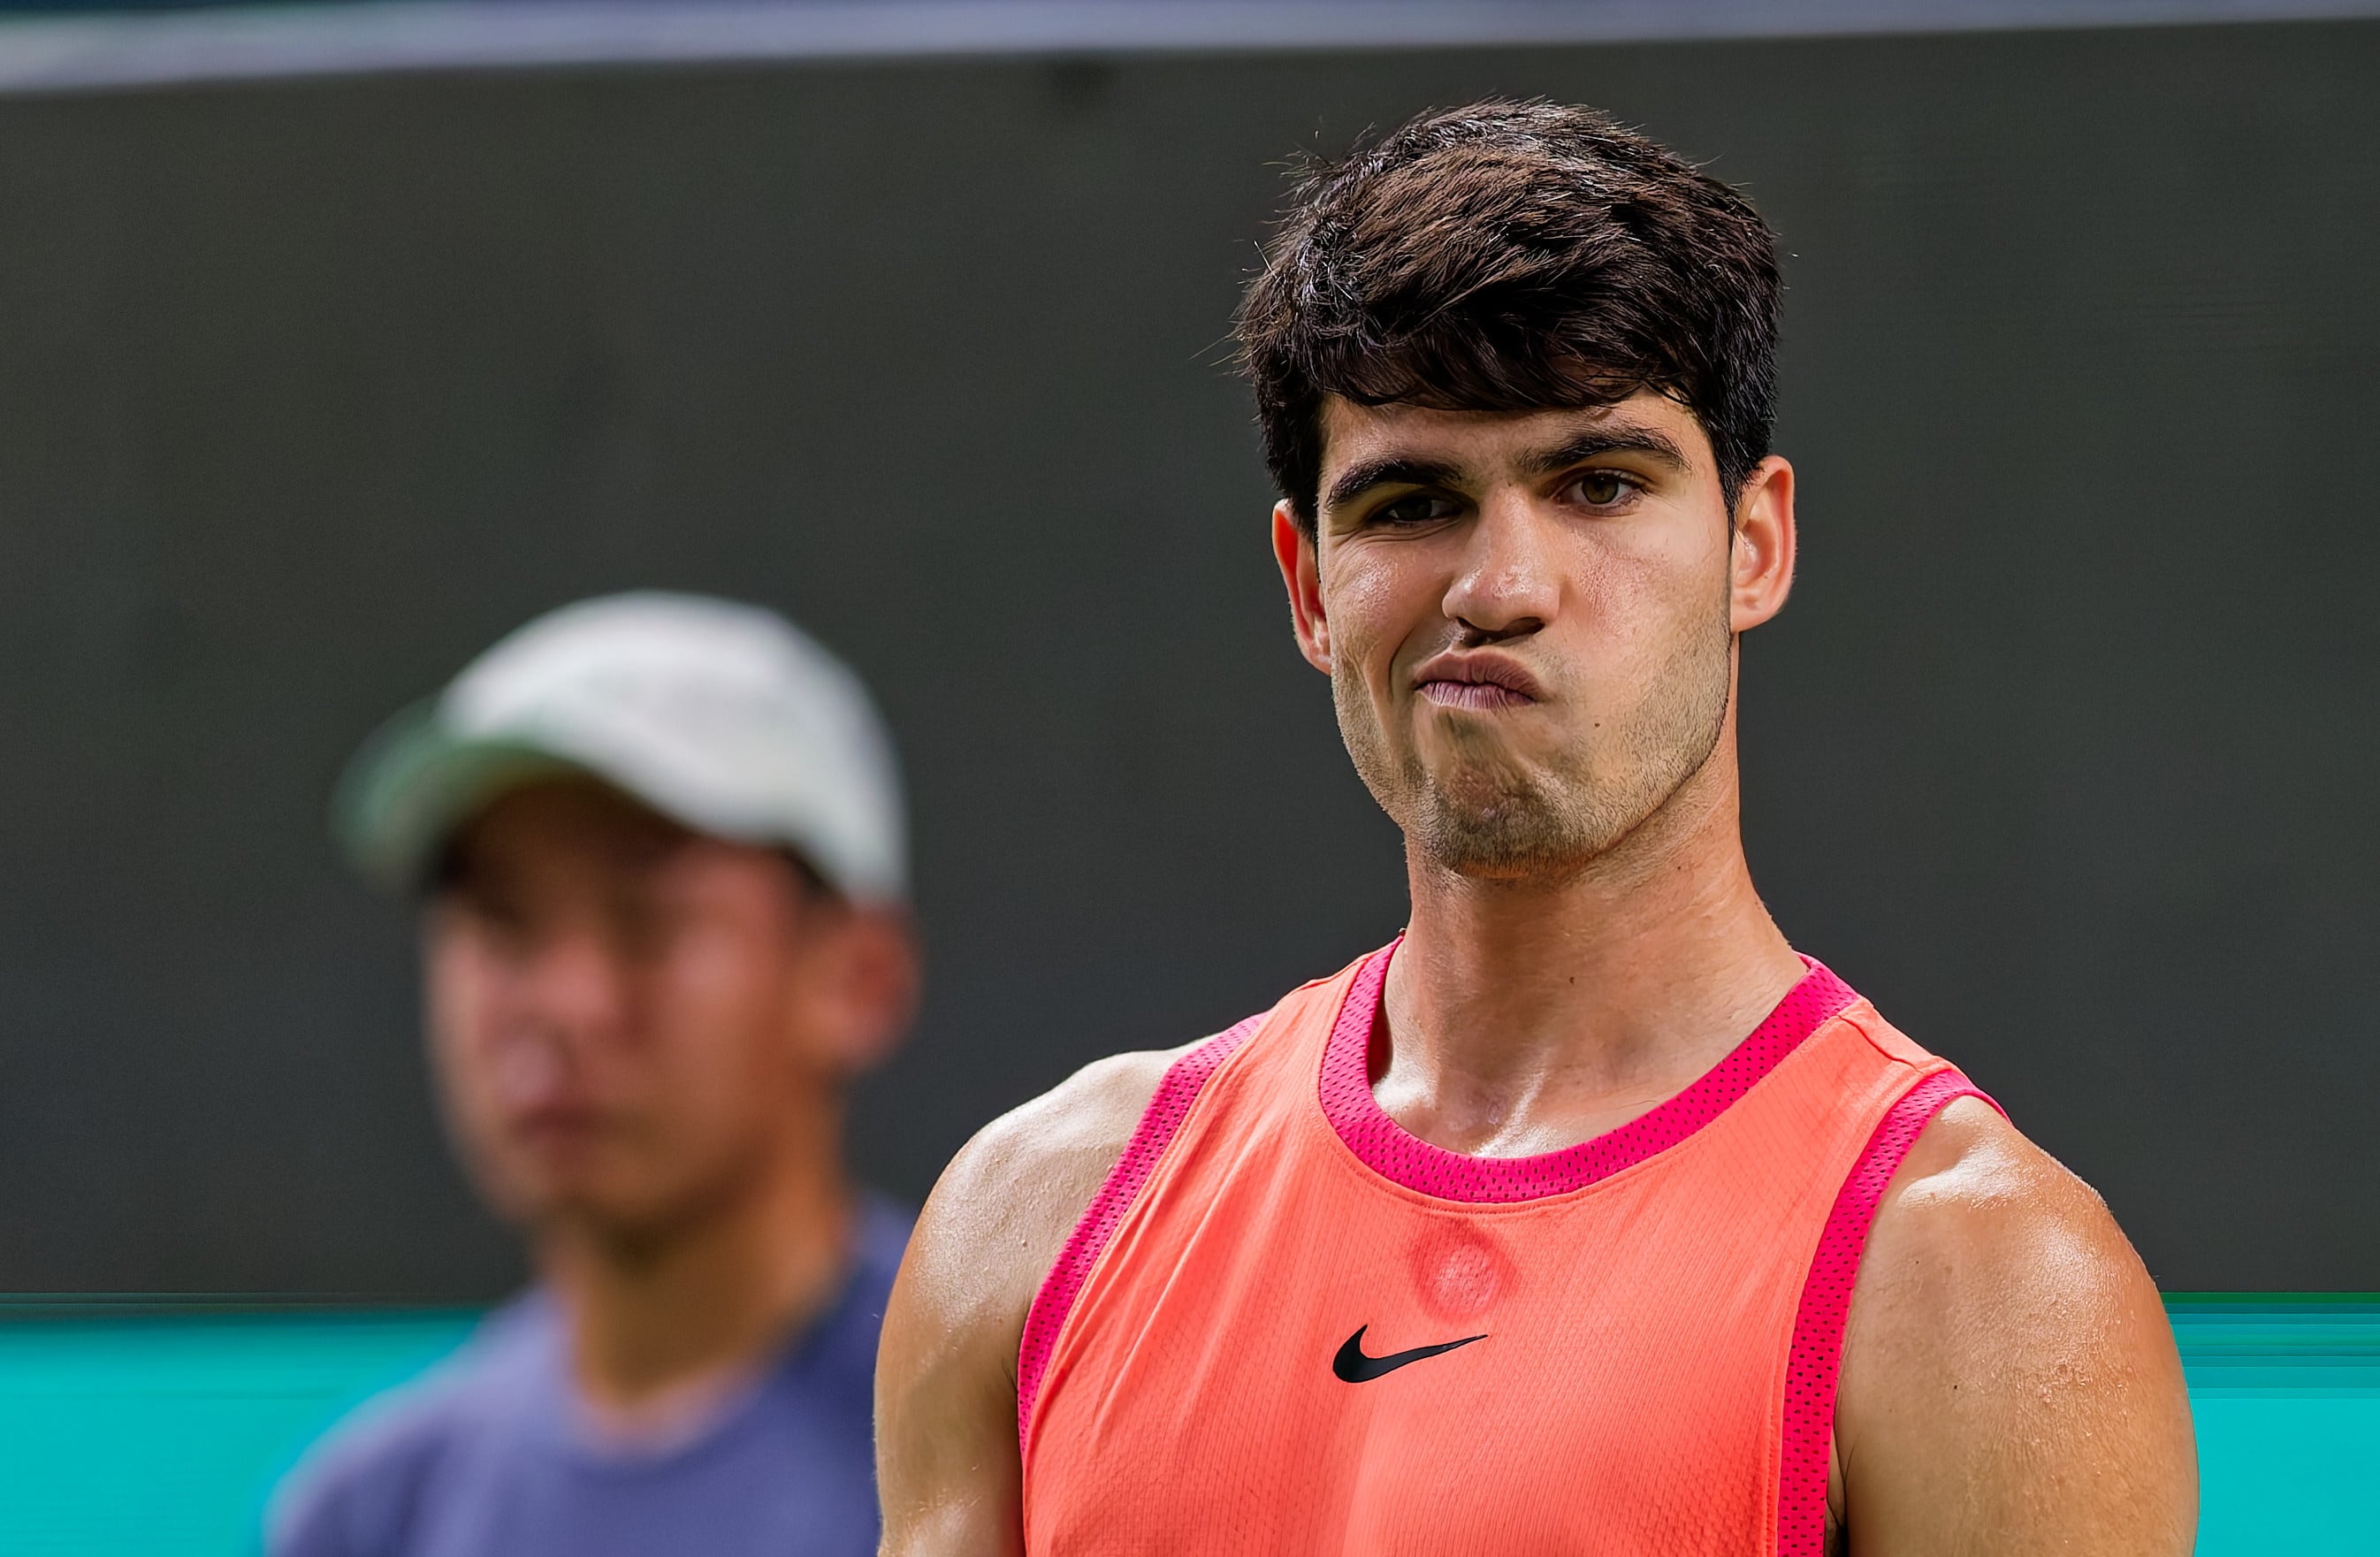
274 592 916 1557
875 103 2197 1553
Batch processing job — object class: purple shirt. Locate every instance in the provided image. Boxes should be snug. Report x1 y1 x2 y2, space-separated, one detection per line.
269 1197 910 1557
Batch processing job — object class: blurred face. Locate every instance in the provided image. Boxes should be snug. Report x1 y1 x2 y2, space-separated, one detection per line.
1274 393 1795 880
423 780 904 1243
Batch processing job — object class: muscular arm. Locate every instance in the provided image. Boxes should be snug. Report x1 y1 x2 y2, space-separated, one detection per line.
1833 1098 2198 1554
875 1047 1184 1557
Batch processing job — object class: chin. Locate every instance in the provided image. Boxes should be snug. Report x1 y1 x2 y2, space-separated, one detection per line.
491 1154 643 1226
1417 753 1551 826
1414 797 1575 876
1422 823 1589 880
1407 762 1640 879
520 1189 683 1246
496 1176 606 1226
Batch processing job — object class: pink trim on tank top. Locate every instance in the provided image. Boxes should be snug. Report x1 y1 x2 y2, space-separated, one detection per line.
1015 1012 1266 1454
1774 1066 2001 1556
1318 941 1862 1202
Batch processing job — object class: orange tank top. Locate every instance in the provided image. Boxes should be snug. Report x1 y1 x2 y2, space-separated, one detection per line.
1017 943 1988 1556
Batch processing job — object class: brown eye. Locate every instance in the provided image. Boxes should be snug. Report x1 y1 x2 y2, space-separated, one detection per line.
1372 492 1462 527
459 893 533 950
1573 470 1631 508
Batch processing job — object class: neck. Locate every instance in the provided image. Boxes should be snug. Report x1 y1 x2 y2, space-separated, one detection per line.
1382 722 1804 1157
536 1095 855 1417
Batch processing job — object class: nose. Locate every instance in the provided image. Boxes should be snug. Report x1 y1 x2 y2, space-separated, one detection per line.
520 926 631 1039
1441 488 1560 641
484 928 629 1106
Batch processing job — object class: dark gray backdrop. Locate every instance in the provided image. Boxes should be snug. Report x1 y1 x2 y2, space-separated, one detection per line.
1 19 2372 1297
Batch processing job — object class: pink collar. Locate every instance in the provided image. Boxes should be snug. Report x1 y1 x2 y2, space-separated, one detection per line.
1319 942 1858 1203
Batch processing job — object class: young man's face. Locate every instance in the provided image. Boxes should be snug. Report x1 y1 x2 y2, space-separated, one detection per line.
422 780 904 1244
1275 392 1795 881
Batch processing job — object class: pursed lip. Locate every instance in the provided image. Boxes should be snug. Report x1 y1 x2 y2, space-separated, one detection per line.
1410 649 1547 710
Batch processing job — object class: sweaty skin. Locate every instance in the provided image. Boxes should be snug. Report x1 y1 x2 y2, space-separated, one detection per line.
876 396 2195 1556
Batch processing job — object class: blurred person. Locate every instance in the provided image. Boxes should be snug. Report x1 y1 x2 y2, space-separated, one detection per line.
272 592 917 1557
877 103 2197 1554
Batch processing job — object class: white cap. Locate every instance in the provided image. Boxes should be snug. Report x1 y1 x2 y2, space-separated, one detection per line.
336 592 907 902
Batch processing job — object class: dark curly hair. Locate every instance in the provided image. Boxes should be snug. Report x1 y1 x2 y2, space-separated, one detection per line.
1235 100 1781 530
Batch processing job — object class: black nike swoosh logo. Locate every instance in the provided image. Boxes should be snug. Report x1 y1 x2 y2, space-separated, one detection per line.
1331 1324 1487 1382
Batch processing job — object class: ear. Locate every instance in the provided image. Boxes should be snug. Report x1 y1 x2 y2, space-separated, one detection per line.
1271 500 1333 674
805 908 919 1078
1729 454 1797 633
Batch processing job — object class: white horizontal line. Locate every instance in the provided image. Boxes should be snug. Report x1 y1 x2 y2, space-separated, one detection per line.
0 0 2371 96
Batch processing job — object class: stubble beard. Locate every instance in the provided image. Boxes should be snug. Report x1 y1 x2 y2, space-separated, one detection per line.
1334 613 1734 883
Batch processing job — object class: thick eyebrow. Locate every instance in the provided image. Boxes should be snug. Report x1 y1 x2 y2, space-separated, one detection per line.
1523 424 1691 477
1321 455 1466 517
1320 424 1693 517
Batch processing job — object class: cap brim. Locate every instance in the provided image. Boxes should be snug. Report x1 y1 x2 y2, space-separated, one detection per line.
333 700 580 891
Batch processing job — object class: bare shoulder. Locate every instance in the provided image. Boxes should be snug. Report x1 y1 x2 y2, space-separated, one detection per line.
1836 1095 2198 1554
875 1043 1193 1557
898 1042 1189 1348
1852 1097 2166 1365
1862 1095 2133 1300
